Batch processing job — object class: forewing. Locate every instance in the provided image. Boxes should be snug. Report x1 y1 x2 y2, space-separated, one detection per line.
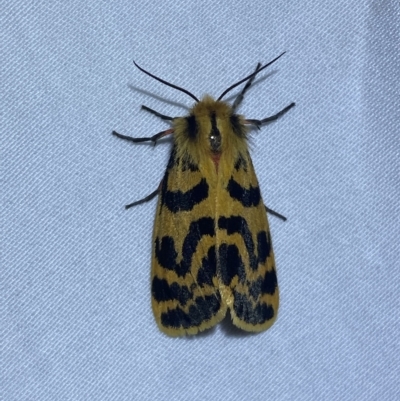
217 151 279 332
151 148 227 336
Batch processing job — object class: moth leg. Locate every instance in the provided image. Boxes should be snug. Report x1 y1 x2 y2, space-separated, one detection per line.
245 102 295 129
264 205 287 221
112 128 174 145
142 105 174 121
125 188 160 209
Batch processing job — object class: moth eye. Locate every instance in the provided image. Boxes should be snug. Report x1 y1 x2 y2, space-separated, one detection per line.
209 130 221 153
186 115 198 139
230 114 245 137
209 112 221 153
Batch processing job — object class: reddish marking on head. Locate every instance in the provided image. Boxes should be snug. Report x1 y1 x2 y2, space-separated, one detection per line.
211 153 220 172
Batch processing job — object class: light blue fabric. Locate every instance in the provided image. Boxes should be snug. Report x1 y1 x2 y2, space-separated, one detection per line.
2 1 399 400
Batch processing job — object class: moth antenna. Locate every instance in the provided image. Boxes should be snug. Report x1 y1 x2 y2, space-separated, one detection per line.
232 62 262 111
133 61 199 103
218 52 286 101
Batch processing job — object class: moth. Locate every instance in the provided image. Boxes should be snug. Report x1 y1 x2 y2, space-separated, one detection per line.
113 53 294 336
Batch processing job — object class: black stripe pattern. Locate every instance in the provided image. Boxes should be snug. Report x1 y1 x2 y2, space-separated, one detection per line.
153 111 276 332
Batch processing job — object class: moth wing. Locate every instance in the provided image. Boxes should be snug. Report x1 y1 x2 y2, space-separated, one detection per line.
217 151 279 332
151 149 227 336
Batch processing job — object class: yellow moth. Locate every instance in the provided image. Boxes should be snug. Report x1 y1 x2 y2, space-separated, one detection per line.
113 53 294 336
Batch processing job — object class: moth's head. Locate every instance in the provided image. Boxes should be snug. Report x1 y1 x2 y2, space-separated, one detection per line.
173 96 247 157
133 53 286 162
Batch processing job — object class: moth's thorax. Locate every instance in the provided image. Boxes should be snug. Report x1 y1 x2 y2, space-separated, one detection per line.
172 96 248 171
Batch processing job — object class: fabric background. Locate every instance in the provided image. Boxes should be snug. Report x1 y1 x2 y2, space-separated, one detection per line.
2 1 399 400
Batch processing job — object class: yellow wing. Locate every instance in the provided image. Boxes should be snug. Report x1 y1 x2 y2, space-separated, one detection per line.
151 147 227 336
151 97 279 335
216 150 279 332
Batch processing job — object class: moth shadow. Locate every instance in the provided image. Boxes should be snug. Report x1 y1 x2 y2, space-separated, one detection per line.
223 70 277 104
182 325 218 340
219 313 259 338
128 85 191 112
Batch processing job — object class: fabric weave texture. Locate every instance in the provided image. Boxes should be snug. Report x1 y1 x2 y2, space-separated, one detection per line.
1 1 399 400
